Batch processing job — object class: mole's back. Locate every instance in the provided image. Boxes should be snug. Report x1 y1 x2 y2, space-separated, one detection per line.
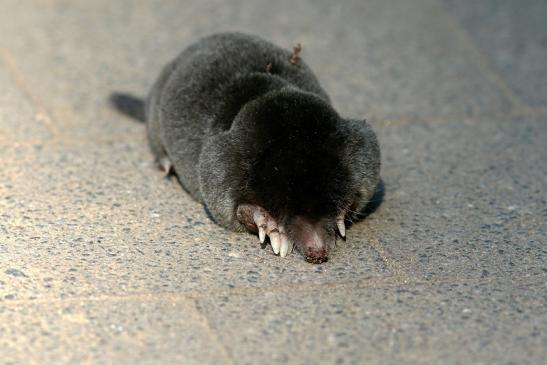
145 32 330 200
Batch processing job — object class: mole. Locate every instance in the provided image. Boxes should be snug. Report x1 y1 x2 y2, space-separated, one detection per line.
114 32 381 263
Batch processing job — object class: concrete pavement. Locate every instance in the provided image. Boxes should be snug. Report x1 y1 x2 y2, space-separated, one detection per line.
0 0 545 364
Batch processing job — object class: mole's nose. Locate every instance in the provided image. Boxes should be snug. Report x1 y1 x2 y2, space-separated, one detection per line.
305 247 328 264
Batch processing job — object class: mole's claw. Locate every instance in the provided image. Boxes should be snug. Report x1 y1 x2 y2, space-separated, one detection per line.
236 203 289 257
158 156 174 176
251 210 268 244
270 231 281 255
336 214 346 238
258 226 266 243
279 231 290 258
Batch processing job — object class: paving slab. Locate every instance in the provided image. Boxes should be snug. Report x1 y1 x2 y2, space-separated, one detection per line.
0 0 546 364
443 0 547 107
0 62 52 144
0 140 388 302
0 0 510 144
196 279 547 365
366 114 547 281
0 298 229 365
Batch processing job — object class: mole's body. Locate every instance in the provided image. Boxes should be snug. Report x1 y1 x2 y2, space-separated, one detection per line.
145 32 380 263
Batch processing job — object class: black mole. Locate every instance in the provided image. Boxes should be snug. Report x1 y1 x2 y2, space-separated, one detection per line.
133 32 380 263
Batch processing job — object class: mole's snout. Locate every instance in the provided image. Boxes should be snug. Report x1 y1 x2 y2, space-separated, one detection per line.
305 247 328 264
291 216 330 264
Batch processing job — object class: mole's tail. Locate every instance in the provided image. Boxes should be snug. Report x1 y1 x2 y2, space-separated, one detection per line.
109 92 145 122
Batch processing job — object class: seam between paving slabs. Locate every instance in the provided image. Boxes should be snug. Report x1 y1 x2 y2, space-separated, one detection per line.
2 275 543 309
0 275 417 308
187 299 237 365
366 232 411 282
0 295 235 365
0 48 61 140
434 0 530 113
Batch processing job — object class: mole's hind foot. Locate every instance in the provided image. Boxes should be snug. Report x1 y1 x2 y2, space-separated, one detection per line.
236 204 292 257
157 157 174 177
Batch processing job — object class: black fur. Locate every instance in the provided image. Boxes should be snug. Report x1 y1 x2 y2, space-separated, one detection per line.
145 32 381 236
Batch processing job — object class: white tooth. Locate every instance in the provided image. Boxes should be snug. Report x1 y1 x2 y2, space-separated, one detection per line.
258 226 266 243
336 215 346 237
279 235 289 257
270 232 281 255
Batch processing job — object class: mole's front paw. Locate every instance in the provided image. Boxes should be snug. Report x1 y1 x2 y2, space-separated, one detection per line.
236 204 292 257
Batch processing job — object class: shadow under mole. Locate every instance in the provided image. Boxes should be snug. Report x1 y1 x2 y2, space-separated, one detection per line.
348 178 385 226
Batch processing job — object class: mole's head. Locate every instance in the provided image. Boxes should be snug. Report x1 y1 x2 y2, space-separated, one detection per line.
225 89 380 262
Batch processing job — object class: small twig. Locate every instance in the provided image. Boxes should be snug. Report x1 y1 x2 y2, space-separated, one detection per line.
289 43 302 64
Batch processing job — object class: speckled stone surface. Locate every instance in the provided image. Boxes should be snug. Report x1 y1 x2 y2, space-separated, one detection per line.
196 279 547 365
0 140 389 302
369 115 547 281
0 0 511 133
0 0 546 364
0 66 52 144
0 298 229 364
443 0 547 107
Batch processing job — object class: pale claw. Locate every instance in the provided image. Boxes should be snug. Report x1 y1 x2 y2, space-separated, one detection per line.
158 156 173 176
252 211 268 244
279 227 290 258
245 205 290 257
258 226 266 243
336 214 346 238
270 231 281 255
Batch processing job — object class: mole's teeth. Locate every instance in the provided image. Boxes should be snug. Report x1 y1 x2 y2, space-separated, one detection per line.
258 226 266 243
336 215 346 238
270 232 281 255
279 234 290 258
